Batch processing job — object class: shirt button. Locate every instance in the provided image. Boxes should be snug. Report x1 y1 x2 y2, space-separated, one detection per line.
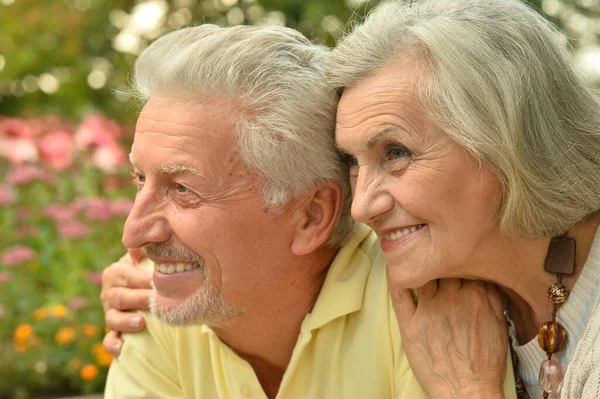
240 383 252 398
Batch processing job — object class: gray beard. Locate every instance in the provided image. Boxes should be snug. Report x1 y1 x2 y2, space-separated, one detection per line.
148 266 246 327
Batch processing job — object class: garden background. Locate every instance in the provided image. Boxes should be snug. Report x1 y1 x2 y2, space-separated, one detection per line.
0 0 598 397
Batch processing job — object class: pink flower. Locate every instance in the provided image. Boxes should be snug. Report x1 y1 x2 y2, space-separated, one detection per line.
39 130 74 170
5 165 56 186
57 220 91 239
68 296 89 311
44 204 77 221
0 118 35 138
90 144 128 174
109 198 134 218
0 272 14 284
0 185 17 205
1 245 36 266
2 137 39 165
75 114 122 149
70 197 92 212
85 271 103 286
85 198 112 221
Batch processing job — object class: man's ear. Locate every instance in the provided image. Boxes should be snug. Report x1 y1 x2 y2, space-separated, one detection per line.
291 182 342 256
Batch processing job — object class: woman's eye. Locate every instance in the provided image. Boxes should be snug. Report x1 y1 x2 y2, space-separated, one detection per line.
385 145 411 161
340 152 358 168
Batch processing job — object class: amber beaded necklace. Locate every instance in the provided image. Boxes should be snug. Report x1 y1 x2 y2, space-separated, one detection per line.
511 235 575 398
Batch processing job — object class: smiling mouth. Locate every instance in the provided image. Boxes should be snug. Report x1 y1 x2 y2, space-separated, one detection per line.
154 262 200 274
382 224 426 241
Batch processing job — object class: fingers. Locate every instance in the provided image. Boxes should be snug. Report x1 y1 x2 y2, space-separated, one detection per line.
390 288 417 326
102 262 152 292
104 287 152 312
437 278 462 293
103 330 124 356
105 308 146 333
484 282 506 319
416 279 439 302
123 266 153 289
128 248 145 264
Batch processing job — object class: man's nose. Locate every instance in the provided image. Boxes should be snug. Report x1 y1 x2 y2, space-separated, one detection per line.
122 189 171 250
350 169 394 225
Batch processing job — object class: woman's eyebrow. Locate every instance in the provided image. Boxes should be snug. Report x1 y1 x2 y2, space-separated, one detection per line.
367 126 408 149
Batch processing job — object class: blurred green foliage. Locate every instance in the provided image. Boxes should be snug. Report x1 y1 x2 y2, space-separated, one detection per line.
1 0 597 126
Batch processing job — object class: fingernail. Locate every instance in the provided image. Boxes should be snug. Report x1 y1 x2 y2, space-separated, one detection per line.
129 316 141 328
113 343 121 353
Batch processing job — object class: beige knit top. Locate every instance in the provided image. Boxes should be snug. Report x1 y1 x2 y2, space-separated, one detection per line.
510 226 600 398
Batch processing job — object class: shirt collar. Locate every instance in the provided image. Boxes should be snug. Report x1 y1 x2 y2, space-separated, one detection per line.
303 223 378 331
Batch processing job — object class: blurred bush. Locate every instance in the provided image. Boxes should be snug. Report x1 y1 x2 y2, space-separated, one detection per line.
1 0 596 125
0 115 135 398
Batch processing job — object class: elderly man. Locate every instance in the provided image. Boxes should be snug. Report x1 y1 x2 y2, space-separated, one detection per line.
103 24 427 399
103 24 517 399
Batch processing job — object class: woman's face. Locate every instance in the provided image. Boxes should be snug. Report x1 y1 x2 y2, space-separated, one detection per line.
335 61 503 288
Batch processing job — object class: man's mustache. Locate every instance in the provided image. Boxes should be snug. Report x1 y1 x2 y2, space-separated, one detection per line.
142 243 203 263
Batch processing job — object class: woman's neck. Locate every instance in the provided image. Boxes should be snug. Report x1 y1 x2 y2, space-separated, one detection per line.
465 211 600 344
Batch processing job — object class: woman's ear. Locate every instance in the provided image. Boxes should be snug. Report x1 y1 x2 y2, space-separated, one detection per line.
291 182 342 256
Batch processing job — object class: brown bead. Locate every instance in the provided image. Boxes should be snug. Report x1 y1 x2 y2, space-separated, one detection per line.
538 321 567 353
544 236 575 275
547 283 569 304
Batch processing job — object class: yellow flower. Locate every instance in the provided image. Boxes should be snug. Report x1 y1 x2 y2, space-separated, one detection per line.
91 343 114 367
51 304 68 318
55 327 76 345
13 324 38 352
80 364 99 381
69 358 82 371
14 324 33 342
81 324 100 337
32 307 48 320
13 340 28 352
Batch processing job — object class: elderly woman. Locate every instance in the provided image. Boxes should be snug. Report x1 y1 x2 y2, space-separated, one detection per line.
327 0 600 398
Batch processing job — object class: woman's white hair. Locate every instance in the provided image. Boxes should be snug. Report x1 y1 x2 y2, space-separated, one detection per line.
326 0 600 239
133 24 354 247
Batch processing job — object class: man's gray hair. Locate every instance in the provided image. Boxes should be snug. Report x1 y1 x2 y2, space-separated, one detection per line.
133 24 354 246
326 0 600 239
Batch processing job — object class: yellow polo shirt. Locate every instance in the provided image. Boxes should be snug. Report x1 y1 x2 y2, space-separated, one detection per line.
105 224 517 398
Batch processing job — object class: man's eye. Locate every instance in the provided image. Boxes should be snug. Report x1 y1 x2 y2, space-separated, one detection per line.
385 145 411 161
176 184 188 193
131 173 145 185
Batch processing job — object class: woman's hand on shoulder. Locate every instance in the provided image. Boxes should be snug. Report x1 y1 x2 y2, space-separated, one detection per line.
101 248 152 355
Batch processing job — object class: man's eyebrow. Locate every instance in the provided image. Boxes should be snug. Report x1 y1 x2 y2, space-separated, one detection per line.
156 165 204 178
129 153 203 178
129 153 137 169
367 126 408 149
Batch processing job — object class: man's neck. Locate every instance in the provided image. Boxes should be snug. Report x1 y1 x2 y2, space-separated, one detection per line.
212 247 337 399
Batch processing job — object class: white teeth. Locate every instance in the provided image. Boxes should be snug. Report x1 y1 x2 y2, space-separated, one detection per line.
154 262 200 274
383 224 424 241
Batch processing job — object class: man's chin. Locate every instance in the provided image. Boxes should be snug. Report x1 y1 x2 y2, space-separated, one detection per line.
148 289 246 327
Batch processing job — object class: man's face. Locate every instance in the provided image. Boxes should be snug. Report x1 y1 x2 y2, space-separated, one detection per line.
123 96 298 326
